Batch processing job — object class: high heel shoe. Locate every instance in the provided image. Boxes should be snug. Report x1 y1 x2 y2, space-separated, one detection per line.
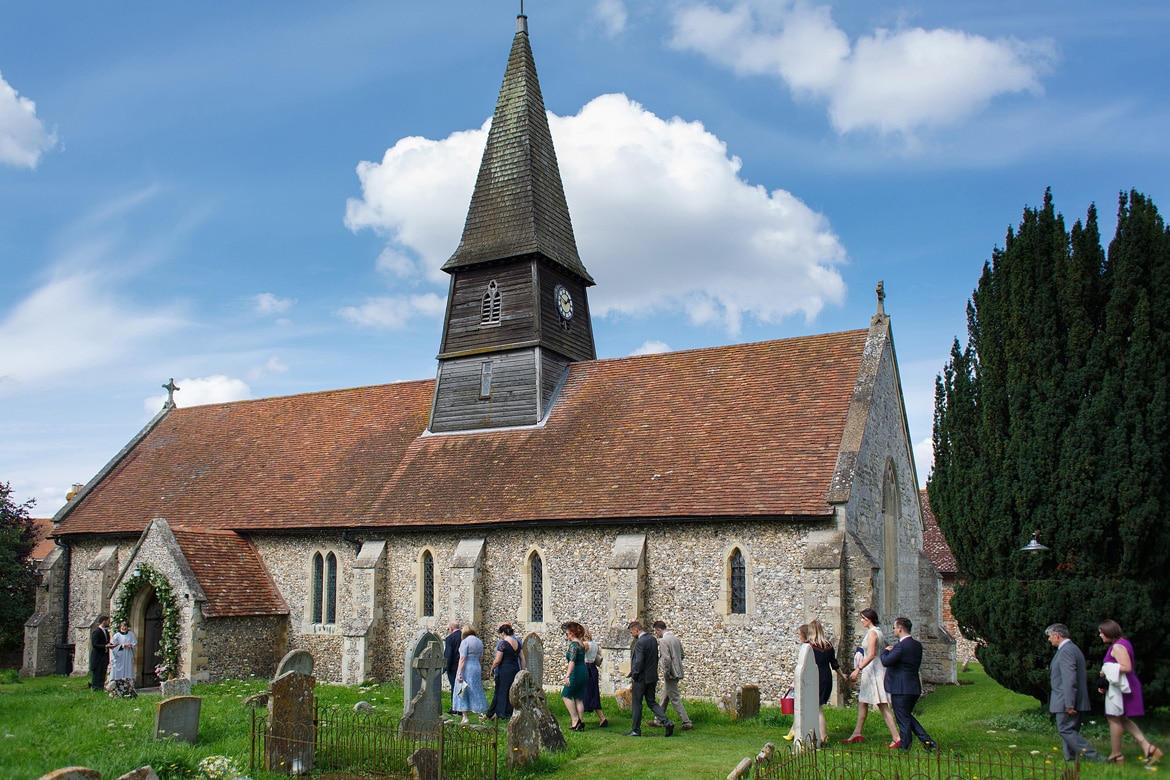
1146 744 1163 765
1106 755 1124 764
598 718 609 728
841 735 864 744
783 731 795 741
571 721 584 731
887 739 902 749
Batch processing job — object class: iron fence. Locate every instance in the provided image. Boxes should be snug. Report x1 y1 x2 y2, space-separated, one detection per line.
733 741 1080 780
250 703 498 779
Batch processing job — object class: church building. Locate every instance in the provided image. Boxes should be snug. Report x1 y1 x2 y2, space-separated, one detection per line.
23 14 954 700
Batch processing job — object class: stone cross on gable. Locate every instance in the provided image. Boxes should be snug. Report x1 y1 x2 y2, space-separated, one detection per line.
875 280 886 317
162 378 180 408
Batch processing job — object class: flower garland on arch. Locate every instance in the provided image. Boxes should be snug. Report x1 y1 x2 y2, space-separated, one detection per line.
113 562 181 681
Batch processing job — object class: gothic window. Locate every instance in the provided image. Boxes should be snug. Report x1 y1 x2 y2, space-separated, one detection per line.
729 548 746 614
421 550 435 617
480 280 501 326
311 551 338 625
530 552 544 623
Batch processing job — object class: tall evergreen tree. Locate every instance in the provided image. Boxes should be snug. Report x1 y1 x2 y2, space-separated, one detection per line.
930 190 1170 705
0 482 37 654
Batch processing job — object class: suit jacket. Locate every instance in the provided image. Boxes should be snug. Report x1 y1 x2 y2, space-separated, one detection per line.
658 631 685 680
880 635 924 696
630 632 660 684
444 631 461 676
1049 639 1091 713
89 626 109 667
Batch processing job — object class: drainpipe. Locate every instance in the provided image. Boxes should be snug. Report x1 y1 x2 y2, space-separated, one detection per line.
54 537 74 675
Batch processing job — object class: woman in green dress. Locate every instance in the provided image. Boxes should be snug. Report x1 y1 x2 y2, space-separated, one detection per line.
561 621 588 731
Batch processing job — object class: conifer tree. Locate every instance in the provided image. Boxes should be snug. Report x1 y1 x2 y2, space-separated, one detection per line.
930 190 1170 705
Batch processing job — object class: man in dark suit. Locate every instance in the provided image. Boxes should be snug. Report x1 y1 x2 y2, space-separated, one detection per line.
89 615 110 691
1046 623 1104 762
625 620 674 737
443 621 461 715
880 616 935 751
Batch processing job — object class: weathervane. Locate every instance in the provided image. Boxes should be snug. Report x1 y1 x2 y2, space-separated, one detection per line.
162 378 180 409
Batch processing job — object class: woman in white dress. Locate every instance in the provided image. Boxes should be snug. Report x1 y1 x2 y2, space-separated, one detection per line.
842 608 899 746
107 621 137 697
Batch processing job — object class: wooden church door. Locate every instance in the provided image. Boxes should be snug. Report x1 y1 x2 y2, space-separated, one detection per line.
141 593 163 687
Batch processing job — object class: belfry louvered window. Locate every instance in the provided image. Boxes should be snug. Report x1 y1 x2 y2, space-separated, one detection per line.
422 550 435 617
481 280 501 325
730 548 746 614
530 552 544 623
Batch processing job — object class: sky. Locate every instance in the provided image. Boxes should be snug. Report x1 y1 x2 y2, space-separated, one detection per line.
2 1 1168 517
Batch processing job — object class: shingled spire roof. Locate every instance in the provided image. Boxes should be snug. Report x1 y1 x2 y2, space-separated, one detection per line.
442 15 593 284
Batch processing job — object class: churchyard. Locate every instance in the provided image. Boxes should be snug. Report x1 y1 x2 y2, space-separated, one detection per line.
1 663 1160 779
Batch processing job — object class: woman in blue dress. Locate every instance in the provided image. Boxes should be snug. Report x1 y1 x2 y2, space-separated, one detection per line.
486 623 524 719
560 621 588 731
453 625 489 724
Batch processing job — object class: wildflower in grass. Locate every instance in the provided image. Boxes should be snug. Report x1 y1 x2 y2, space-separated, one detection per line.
1030 750 1040 755
196 754 243 780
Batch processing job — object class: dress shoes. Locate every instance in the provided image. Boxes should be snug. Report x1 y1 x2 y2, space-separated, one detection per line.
664 722 675 737
624 730 641 737
680 724 693 731
887 739 902 749
648 720 662 727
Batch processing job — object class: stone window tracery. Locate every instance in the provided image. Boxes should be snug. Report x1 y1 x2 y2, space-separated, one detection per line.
529 552 544 623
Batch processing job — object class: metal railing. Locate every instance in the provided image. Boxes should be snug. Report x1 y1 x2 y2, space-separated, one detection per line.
250 703 498 779
734 740 1080 780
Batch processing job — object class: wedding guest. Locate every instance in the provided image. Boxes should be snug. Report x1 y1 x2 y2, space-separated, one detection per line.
107 621 138 698
842 608 899 744
1097 619 1161 765
453 625 488 724
582 628 609 727
561 621 588 731
486 623 523 719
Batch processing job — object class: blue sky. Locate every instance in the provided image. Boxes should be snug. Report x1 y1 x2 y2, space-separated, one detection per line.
2 1 1167 516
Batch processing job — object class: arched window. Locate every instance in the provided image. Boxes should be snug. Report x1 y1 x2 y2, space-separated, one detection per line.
481 280 502 325
729 548 746 615
421 550 435 617
311 551 338 625
530 552 544 623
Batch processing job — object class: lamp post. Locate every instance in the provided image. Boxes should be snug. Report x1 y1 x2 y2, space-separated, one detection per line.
1020 530 1050 552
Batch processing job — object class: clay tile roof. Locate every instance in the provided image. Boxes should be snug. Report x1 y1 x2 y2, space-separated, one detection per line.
170 528 287 618
54 329 869 536
920 488 957 575
29 517 55 561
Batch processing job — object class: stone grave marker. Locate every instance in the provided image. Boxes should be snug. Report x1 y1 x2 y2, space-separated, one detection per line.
399 641 445 737
37 769 101 780
153 695 201 743
522 632 544 689
113 768 159 780
731 684 760 722
275 648 314 678
793 645 822 747
159 677 191 698
506 670 544 769
266 670 316 775
403 629 441 715
407 747 440 780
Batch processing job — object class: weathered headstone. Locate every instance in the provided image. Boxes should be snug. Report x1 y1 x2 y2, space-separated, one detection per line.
400 642 445 737
113 767 160 780
403 629 441 715
37 769 100 780
159 677 191 698
275 648 314 678
407 747 440 780
266 670 316 775
153 695 201 743
506 670 545 769
522 632 544 689
730 684 760 722
792 644 821 747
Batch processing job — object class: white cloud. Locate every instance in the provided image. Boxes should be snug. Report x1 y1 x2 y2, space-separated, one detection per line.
346 94 845 335
913 435 933 488
631 340 671 356
594 0 629 38
669 1 1053 136
0 270 184 388
0 70 56 168
254 292 295 315
143 375 252 412
336 293 447 329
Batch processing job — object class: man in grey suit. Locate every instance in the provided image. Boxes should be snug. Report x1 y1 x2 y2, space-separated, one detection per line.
1047 623 1103 762
651 620 693 730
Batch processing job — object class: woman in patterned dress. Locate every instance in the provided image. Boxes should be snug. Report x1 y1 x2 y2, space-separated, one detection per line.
453 625 488 724
842 608 899 745
560 621 588 731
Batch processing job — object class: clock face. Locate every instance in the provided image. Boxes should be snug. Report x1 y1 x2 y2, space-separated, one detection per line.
554 284 574 321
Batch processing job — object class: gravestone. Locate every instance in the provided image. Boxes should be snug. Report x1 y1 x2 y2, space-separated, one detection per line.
266 670 316 775
407 747 440 780
522 633 544 689
730 684 760 721
276 648 314 678
153 695 201 743
506 670 544 769
37 769 100 780
113 768 159 780
399 642 445 737
403 629 441 715
792 644 822 747
508 669 566 754
159 677 191 698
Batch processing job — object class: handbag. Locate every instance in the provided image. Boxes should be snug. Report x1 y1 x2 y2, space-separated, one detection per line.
455 679 468 697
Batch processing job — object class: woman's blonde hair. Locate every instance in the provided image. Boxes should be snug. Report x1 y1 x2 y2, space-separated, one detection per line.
808 619 832 650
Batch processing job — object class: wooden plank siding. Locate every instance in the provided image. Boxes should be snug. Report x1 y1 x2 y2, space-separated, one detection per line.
535 262 595 362
429 349 541 432
438 263 537 358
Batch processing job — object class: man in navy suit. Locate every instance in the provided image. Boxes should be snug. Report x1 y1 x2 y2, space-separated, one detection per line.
1046 623 1103 762
880 616 936 751
625 620 674 737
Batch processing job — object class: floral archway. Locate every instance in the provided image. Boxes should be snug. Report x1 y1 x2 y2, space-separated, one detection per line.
113 562 182 681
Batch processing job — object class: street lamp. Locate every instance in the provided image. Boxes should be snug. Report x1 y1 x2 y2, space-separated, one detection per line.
1020 530 1049 552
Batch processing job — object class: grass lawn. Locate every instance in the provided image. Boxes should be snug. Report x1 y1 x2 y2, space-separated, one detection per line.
0 665 1162 779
